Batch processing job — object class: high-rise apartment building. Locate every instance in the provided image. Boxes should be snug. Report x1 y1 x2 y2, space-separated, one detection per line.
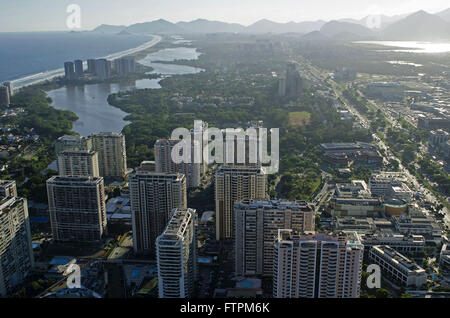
113 57 136 76
234 199 315 277
57 150 99 177
130 171 187 255
0 197 34 297
0 86 10 107
95 59 112 80
0 180 17 198
3 82 13 97
154 139 201 189
284 62 303 98
156 208 198 298
74 60 84 78
64 61 75 80
87 59 97 74
215 165 267 240
55 135 92 154
47 176 107 242
273 231 363 298
90 132 127 180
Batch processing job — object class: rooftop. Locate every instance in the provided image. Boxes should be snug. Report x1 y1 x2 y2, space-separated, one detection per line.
236 199 313 211
373 245 425 272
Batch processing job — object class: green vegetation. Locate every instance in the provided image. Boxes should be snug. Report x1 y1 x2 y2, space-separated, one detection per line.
10 277 58 298
0 87 77 202
288 111 311 128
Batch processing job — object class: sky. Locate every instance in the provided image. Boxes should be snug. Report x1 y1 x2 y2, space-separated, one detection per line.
0 0 449 32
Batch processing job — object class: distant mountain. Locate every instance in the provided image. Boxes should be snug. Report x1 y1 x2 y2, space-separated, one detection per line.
125 19 184 34
176 19 245 33
436 8 450 23
295 20 327 34
381 10 450 40
301 31 330 42
320 21 374 38
339 13 409 29
244 19 291 34
244 19 325 34
90 9 450 37
92 24 127 34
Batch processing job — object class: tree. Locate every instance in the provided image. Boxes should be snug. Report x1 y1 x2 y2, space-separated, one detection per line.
375 288 392 298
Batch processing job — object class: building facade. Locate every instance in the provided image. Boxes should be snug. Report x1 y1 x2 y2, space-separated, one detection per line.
156 208 198 298
215 165 267 240
361 233 425 255
47 176 107 242
0 197 34 297
154 139 201 189
130 171 187 255
64 61 75 80
234 199 315 277
95 59 111 80
0 86 10 107
113 57 136 76
90 132 127 180
273 231 363 298
74 60 84 78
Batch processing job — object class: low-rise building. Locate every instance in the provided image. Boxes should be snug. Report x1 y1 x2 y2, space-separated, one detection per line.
392 214 442 242
333 217 376 234
369 245 427 288
335 180 372 198
327 197 384 217
361 233 425 255
369 172 412 202
429 129 449 148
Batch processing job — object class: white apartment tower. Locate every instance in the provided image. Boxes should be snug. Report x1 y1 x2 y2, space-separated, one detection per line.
273 231 363 298
156 208 198 298
47 176 107 242
0 197 34 297
130 171 187 255
57 150 99 177
90 132 127 180
154 139 201 189
234 199 315 277
215 165 267 240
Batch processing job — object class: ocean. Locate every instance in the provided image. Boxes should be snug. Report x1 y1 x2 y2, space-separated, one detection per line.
0 32 154 83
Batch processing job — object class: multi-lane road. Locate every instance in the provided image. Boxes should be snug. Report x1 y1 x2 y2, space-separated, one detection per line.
303 61 449 228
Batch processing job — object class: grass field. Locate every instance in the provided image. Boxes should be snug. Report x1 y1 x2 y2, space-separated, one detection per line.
288 111 311 127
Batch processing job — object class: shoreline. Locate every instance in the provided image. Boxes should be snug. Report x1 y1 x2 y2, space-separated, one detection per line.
11 35 162 89
43 43 202 137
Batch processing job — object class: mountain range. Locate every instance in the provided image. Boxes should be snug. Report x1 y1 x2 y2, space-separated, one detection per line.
92 8 450 41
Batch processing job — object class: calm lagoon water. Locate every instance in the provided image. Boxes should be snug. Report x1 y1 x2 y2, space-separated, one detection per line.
48 47 204 137
356 41 450 53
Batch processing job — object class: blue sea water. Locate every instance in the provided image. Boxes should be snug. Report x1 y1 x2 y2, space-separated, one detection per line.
0 32 154 82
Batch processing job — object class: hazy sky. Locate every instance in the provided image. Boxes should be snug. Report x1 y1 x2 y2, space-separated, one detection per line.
1 0 449 32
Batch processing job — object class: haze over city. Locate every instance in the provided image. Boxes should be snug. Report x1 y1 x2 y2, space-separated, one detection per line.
1 0 450 32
